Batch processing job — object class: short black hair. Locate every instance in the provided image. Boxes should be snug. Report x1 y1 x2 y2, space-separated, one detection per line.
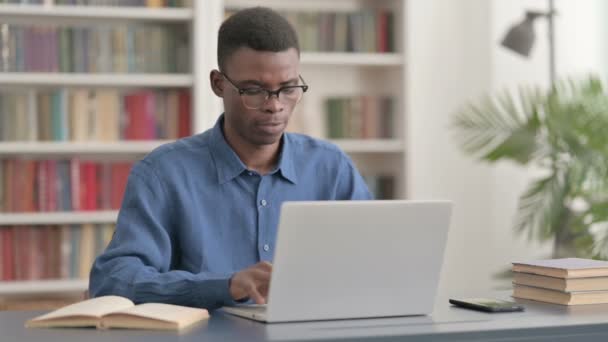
217 7 300 72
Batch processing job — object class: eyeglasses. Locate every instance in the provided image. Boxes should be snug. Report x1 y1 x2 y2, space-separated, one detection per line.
221 72 309 110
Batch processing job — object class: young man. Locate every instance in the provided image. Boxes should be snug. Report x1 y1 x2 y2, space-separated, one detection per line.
89 7 371 310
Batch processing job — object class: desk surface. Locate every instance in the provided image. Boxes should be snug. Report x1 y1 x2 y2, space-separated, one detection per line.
3 292 608 342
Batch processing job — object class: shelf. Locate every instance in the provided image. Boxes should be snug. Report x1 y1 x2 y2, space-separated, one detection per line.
301 52 403 66
0 140 404 155
332 139 404 153
0 141 171 156
0 73 193 88
0 4 193 22
0 279 87 296
226 0 364 12
0 211 118 226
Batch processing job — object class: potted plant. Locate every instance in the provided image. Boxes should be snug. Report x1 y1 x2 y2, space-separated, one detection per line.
452 76 608 259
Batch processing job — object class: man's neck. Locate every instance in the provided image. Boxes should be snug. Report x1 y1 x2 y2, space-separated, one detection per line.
236 142 281 175
223 126 281 175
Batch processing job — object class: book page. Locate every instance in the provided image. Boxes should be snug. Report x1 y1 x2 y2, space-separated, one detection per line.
514 258 608 270
29 296 134 323
106 303 209 328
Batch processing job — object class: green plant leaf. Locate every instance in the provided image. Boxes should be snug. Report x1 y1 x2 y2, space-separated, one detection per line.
453 75 608 258
483 118 539 163
514 168 570 242
451 86 544 164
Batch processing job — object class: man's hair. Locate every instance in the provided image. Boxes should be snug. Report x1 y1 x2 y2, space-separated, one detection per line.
217 7 300 72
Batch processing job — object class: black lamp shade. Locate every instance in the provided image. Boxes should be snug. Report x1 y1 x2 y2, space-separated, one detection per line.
501 18 536 57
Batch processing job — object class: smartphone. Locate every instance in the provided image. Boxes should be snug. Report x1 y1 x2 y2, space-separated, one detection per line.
449 298 525 313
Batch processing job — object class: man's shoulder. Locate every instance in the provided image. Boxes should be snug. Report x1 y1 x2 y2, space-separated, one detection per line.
141 132 211 168
286 132 346 158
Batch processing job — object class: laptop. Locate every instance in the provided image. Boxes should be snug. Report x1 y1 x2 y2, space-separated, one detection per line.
221 200 452 323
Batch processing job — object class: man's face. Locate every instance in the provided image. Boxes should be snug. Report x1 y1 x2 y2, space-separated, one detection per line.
212 47 301 147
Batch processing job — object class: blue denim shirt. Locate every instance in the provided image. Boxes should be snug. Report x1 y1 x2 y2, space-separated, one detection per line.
89 115 372 309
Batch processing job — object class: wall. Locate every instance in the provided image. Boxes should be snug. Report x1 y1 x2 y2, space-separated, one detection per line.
406 0 495 295
408 0 608 295
489 0 608 288
554 0 608 77
489 0 554 291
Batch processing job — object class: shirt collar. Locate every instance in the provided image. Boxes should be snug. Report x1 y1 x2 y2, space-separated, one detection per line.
276 133 297 184
209 114 298 185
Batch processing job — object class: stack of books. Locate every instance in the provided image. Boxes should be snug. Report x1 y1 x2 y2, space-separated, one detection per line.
512 258 608 305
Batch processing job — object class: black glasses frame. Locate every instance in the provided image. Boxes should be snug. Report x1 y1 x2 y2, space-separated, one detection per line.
220 72 309 108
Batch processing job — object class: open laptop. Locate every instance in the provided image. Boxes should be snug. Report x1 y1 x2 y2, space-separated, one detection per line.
221 200 452 323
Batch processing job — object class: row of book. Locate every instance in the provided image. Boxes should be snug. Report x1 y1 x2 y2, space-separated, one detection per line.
287 11 394 53
0 224 114 281
0 163 395 211
0 24 189 73
325 96 395 139
54 0 191 6
0 159 132 212
0 0 43 3
363 175 395 200
512 258 608 305
0 0 187 5
0 89 192 141
224 10 394 53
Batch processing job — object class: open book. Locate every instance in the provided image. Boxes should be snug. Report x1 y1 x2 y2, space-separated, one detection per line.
25 296 209 331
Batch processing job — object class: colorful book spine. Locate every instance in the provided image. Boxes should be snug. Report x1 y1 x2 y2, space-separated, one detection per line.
0 24 188 73
363 174 396 200
0 224 116 281
0 159 133 213
0 89 191 141
248 10 395 53
325 96 396 139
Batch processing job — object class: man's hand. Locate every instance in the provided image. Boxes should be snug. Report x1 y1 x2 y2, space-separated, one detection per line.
229 261 273 304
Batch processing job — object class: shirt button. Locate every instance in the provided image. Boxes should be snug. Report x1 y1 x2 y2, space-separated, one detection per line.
263 244 270 252
260 199 267 207
248 172 254 176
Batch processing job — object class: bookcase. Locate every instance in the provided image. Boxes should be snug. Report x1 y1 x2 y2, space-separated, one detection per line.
0 0 407 298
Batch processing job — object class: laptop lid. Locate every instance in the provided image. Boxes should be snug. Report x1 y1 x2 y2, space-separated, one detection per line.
265 200 452 322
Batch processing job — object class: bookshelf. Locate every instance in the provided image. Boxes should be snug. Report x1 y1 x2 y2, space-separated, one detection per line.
300 52 403 66
0 141 170 155
0 211 117 225
0 0 408 297
0 279 87 296
0 0 211 298
0 140 400 155
335 139 404 154
0 73 193 87
0 4 193 22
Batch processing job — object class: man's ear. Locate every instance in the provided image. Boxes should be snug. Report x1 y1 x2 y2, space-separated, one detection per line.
210 70 224 98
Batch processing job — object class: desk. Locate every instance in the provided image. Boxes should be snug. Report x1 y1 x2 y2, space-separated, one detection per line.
3 292 608 341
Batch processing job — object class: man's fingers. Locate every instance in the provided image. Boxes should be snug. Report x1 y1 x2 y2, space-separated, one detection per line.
257 261 273 271
248 283 266 305
258 283 270 298
228 262 272 303
249 268 271 282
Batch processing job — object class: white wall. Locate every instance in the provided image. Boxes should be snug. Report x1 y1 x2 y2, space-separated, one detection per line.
554 0 608 77
489 0 554 290
488 0 608 287
407 0 496 295
409 0 608 295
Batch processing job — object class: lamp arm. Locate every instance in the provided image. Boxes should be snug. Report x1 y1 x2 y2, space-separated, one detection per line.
547 0 556 87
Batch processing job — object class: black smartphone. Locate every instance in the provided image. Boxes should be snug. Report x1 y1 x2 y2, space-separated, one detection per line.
449 298 525 313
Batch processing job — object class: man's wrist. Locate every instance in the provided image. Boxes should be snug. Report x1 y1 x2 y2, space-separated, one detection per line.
228 274 250 303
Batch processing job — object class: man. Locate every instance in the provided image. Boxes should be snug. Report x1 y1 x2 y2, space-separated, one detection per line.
89 7 371 310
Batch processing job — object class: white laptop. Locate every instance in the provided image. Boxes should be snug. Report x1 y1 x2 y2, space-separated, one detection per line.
221 200 452 323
